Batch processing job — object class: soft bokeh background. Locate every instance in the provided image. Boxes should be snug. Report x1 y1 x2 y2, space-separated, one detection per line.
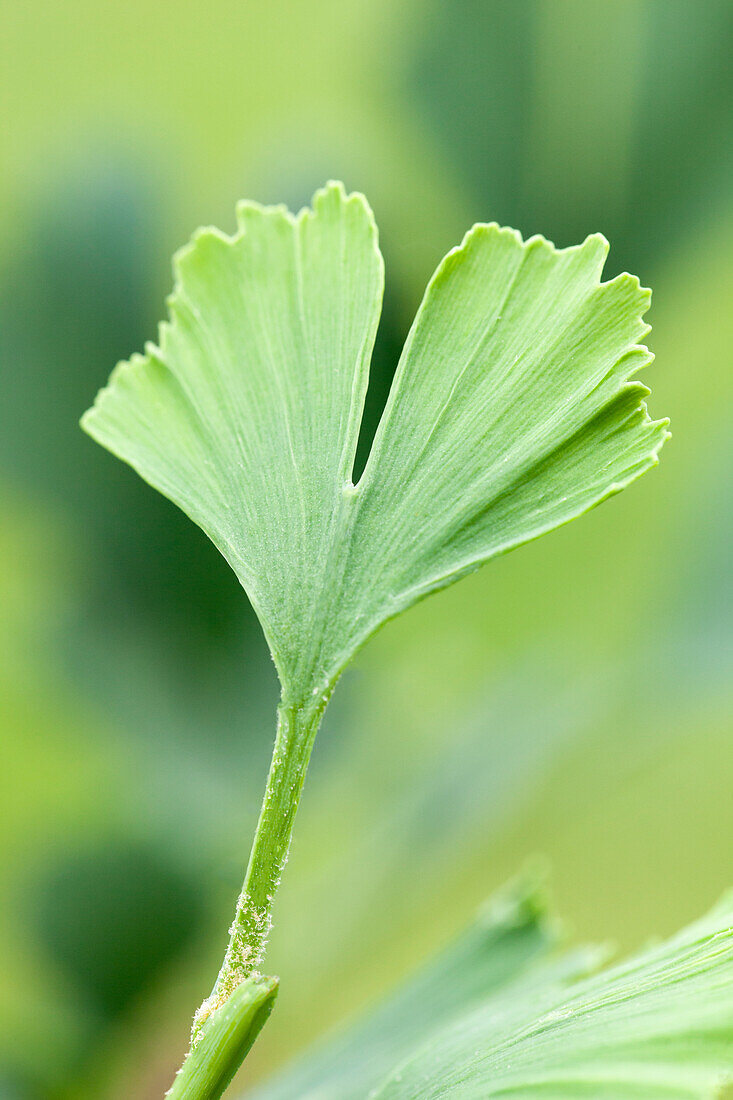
1 1 731 1096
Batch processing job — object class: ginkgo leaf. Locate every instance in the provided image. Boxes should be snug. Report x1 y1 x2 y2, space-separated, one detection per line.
82 181 384 698
370 892 733 1099
246 885 733 1100
82 183 668 704
246 876 603 1100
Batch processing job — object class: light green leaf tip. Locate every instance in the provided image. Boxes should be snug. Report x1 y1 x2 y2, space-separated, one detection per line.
81 182 669 702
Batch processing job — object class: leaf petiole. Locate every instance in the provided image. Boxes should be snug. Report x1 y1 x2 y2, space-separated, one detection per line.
192 697 330 1041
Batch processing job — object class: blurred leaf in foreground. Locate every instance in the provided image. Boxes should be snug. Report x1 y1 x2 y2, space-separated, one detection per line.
247 875 599 1100
249 879 733 1099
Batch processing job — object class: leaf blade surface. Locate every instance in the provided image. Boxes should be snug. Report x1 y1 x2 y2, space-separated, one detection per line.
83 186 668 698
82 182 384 694
347 226 668 648
370 895 733 1099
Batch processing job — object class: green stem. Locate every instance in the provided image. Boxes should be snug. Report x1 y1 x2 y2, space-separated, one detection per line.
167 697 328 1096
192 696 328 1037
166 976 278 1100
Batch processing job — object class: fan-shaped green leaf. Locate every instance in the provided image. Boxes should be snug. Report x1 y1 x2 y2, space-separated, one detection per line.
82 184 668 704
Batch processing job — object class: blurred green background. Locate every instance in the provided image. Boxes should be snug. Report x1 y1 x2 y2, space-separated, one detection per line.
1 1 731 1096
